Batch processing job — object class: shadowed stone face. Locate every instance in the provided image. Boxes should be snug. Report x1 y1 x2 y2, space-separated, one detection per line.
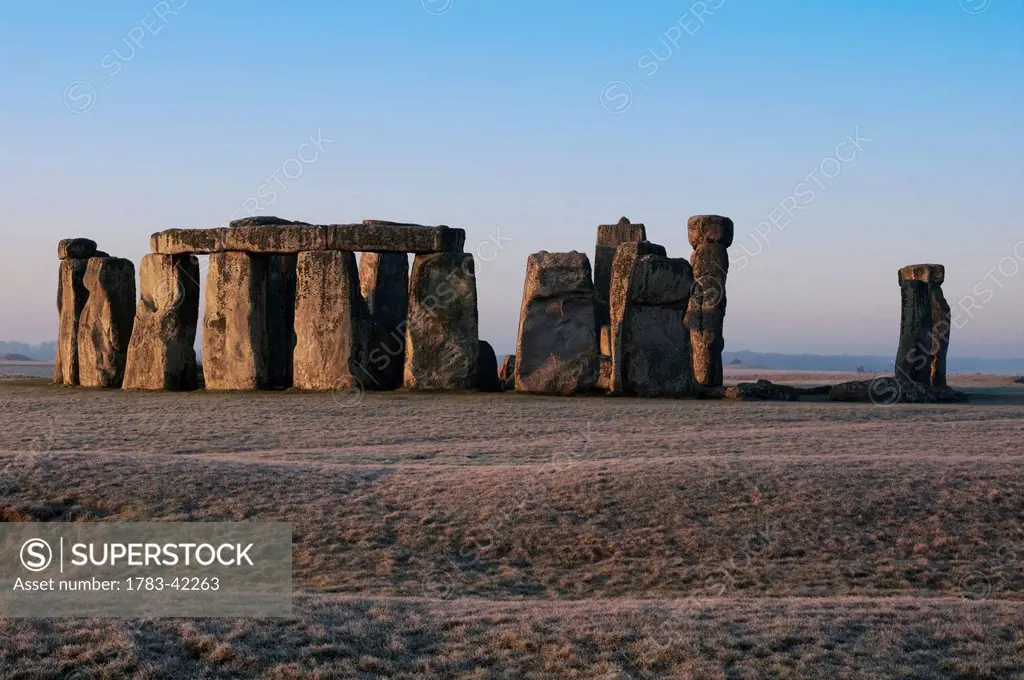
685 215 733 388
123 254 201 391
267 255 298 390
594 217 647 329
515 251 598 395
202 252 270 391
77 257 136 389
610 243 696 397
404 253 479 391
895 263 950 388
476 340 502 392
359 252 410 390
54 258 91 386
292 250 366 392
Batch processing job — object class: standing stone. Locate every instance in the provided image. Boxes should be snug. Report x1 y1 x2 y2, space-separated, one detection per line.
515 251 598 395
77 258 136 388
610 243 696 397
498 354 516 391
684 215 733 388
267 255 298 389
477 340 502 392
896 264 950 388
54 258 90 385
293 251 366 391
594 217 647 329
202 252 269 391
404 253 479 390
359 252 410 390
124 254 201 391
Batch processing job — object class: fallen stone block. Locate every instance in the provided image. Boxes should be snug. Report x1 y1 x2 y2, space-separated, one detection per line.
293 250 367 392
794 385 832 397
77 258 136 388
829 378 967 404
404 253 479 390
725 380 800 401
202 252 270 391
124 254 201 391
515 251 598 395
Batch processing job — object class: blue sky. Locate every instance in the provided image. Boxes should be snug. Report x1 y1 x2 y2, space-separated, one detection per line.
2 0 1022 356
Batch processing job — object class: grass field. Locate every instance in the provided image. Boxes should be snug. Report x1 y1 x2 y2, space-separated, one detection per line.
1 374 1023 678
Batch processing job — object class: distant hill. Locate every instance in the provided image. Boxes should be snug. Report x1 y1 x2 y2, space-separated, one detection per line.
723 351 1024 376
1 353 35 362
2 340 1020 375
0 342 56 362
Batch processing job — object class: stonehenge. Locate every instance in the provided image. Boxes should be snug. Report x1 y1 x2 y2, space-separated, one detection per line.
52 215 970 405
684 215 733 388
515 251 598 395
123 254 201 391
895 264 950 388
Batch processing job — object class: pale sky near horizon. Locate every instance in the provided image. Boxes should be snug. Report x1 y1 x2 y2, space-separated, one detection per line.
1 1 1022 357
